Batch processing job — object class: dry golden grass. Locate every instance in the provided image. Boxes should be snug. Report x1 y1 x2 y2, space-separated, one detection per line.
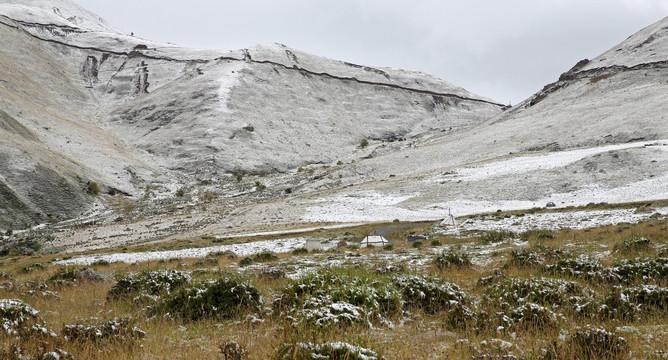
1 210 667 359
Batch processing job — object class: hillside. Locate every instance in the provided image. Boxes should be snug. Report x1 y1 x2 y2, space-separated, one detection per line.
0 0 501 231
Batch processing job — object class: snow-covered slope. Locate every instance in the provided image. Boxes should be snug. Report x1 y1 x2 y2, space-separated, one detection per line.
0 0 502 231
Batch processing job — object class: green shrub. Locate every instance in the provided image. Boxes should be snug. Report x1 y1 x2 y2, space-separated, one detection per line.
158 275 262 321
360 138 369 148
479 231 515 244
393 274 468 314
609 257 668 284
600 285 668 320
544 256 619 283
615 236 651 253
485 277 595 309
107 270 191 301
430 239 442 246
412 241 423 249
273 268 402 319
239 257 254 266
536 231 555 240
274 342 380 360
291 247 308 255
504 249 544 268
87 181 100 195
0 299 56 340
234 173 243 182
562 326 628 360
62 317 145 344
434 250 471 269
253 251 279 262
507 303 562 330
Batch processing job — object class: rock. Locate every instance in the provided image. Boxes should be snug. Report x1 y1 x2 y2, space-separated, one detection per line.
546 202 556 208
75 268 110 283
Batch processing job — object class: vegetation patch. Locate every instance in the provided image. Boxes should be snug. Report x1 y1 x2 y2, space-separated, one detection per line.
484 277 596 309
544 326 629 360
600 285 668 320
107 269 191 300
393 274 468 314
158 275 263 321
63 317 145 344
615 236 652 254
504 249 544 268
273 268 402 324
0 298 56 340
274 341 380 360
609 257 668 284
479 231 516 244
434 250 472 269
543 256 619 283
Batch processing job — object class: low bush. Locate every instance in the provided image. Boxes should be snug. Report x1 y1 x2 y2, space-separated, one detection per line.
504 249 544 268
158 275 263 321
609 257 668 284
479 231 516 244
434 250 471 269
63 317 145 344
543 256 619 283
544 326 629 360
107 270 191 300
273 268 402 320
507 303 563 330
599 285 668 320
253 251 279 262
295 301 369 328
291 247 308 255
485 277 596 309
274 342 380 360
393 274 468 314
0 299 56 340
615 236 651 253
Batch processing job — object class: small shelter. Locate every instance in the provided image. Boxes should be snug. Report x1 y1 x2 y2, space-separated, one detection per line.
360 235 389 248
305 239 322 251
440 208 457 226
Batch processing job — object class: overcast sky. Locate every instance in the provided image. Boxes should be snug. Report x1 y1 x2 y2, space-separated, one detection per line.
76 0 667 104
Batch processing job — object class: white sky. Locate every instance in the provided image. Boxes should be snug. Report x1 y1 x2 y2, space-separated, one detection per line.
76 0 668 104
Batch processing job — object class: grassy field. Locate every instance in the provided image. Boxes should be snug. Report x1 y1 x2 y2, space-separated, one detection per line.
1 209 667 359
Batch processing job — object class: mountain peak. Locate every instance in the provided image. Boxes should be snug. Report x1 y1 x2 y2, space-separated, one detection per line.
0 0 121 33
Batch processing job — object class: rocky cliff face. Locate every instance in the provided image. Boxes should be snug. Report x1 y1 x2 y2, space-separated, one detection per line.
0 0 502 231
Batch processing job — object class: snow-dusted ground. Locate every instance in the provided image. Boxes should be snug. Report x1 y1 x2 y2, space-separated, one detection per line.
302 142 668 223
432 140 667 183
55 237 336 266
437 206 668 235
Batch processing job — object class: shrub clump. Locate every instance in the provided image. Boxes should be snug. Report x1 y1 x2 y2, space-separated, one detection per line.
479 231 516 244
63 317 146 344
0 299 56 340
274 342 380 360
393 274 468 314
599 285 668 320
159 275 263 321
543 256 619 283
546 326 629 360
295 301 369 328
291 247 308 255
609 257 668 283
273 268 402 322
434 250 471 269
507 303 563 330
615 236 651 253
485 277 596 309
107 270 191 300
504 249 544 268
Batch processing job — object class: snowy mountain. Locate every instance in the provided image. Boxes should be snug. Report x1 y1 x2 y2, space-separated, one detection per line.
0 0 501 230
